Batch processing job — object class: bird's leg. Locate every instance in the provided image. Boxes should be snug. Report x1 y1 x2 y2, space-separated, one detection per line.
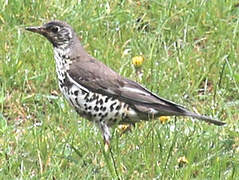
98 122 111 151
99 123 119 178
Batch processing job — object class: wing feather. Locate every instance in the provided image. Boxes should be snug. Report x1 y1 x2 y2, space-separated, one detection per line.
68 58 186 113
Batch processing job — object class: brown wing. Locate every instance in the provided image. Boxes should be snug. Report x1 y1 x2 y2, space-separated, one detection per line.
69 58 190 113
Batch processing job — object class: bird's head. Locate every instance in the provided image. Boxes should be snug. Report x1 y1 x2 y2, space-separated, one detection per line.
26 21 75 48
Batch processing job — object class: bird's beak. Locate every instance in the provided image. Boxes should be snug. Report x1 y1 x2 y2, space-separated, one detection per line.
25 26 46 35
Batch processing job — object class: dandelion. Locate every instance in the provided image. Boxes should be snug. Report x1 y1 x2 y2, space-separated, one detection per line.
132 55 144 80
119 124 129 131
178 156 188 167
118 124 132 136
132 56 144 68
159 116 170 124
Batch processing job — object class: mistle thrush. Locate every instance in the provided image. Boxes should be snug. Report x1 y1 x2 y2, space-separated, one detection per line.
25 21 225 145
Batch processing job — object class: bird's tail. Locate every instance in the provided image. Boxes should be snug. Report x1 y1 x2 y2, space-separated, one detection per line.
182 110 226 126
148 100 226 126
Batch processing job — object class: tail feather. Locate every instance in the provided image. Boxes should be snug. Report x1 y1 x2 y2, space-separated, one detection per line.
150 102 226 126
183 111 226 126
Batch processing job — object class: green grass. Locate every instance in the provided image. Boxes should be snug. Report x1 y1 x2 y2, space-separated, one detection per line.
1 0 239 179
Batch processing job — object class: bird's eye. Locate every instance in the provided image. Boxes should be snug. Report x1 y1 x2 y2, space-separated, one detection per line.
50 26 60 33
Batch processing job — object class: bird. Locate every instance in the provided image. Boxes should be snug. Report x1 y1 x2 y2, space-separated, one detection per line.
25 20 226 146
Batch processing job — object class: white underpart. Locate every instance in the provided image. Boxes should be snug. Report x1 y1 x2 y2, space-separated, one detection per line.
54 48 71 76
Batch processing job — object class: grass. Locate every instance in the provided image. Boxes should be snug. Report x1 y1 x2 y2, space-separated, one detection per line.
0 0 239 179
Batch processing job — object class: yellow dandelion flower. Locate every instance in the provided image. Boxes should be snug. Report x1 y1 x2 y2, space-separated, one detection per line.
159 116 170 124
118 124 132 136
118 124 129 132
178 156 188 167
132 56 144 68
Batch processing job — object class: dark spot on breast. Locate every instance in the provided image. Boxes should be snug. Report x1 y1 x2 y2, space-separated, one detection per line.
89 95 96 102
88 106 92 110
74 98 79 106
88 98 93 102
115 112 119 117
59 83 64 89
110 102 117 112
94 106 99 112
127 106 130 111
99 99 103 105
84 93 89 100
105 97 110 103
115 105 121 110
98 113 102 116
96 95 99 101
103 112 108 118
69 98 74 106
74 90 79 96
67 87 71 94
82 90 86 95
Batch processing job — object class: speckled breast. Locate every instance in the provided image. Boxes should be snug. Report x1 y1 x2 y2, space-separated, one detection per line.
65 84 138 126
